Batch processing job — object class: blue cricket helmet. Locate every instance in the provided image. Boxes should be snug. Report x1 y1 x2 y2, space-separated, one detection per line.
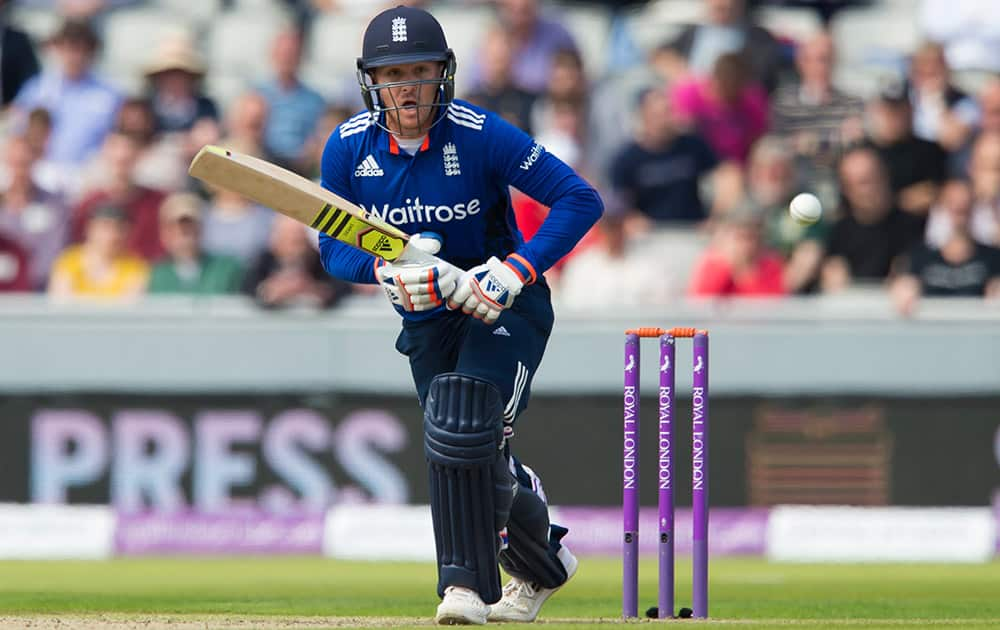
356 5 457 122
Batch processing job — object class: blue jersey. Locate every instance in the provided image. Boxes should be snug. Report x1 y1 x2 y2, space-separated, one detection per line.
318 99 603 319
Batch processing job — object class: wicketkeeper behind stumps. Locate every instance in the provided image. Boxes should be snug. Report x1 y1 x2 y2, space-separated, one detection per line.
318 5 603 625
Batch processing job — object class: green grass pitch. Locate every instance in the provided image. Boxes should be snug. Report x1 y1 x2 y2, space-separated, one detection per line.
0 557 998 628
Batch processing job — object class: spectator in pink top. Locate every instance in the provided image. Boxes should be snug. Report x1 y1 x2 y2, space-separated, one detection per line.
671 52 769 164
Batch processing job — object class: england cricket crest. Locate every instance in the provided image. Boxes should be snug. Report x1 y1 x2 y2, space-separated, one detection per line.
391 16 407 42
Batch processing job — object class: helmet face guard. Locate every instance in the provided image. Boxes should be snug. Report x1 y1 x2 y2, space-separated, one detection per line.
356 51 457 136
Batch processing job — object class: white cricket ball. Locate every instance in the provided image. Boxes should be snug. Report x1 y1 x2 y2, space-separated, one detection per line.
789 193 822 226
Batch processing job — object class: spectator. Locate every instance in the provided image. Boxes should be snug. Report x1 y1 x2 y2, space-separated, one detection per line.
201 139 274 263
484 0 579 94
671 52 769 164
1 0 40 106
920 0 1000 74
465 25 537 134
144 34 219 136
12 20 121 166
0 137 70 289
891 178 1000 315
22 108 71 198
770 32 864 196
257 28 326 169
908 42 978 151
302 104 355 180
929 134 1000 247
557 216 675 307
114 97 188 193
243 215 348 309
223 93 271 161
745 136 826 293
71 131 166 261
949 79 1000 177
148 193 244 295
16 0 142 20
531 48 589 155
671 0 785 92
0 233 31 292
821 147 924 292
608 87 726 226
688 204 786 297
48 205 148 301
865 78 947 221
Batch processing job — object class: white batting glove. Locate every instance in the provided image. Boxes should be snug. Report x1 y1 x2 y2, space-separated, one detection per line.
376 233 460 312
447 256 527 324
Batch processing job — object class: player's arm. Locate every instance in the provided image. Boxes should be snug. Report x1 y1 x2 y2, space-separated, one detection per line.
448 114 603 323
318 133 381 285
494 118 604 276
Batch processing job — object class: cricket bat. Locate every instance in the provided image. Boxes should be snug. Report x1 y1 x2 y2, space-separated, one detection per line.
188 145 433 264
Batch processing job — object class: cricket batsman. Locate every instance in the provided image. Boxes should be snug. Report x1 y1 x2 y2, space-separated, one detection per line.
319 5 603 624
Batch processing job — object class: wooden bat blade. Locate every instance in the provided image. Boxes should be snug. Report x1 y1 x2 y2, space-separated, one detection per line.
188 145 420 263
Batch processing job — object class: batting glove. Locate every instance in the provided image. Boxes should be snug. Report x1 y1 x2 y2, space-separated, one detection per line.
447 256 531 324
376 233 461 312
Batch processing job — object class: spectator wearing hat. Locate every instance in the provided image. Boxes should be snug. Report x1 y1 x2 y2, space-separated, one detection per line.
242 214 349 309
0 136 70 289
821 146 925 292
770 32 864 195
48 204 148 301
688 203 786 297
0 233 31 292
1 0 40 107
148 193 244 295
143 33 220 152
891 178 1000 315
256 28 326 169
11 19 121 166
71 131 166 261
864 77 947 221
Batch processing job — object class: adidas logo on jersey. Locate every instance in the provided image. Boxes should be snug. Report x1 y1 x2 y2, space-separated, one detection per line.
492 326 511 337
354 155 384 177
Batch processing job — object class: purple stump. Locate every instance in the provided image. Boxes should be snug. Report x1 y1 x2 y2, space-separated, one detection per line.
622 333 640 618
691 332 710 618
657 334 675 619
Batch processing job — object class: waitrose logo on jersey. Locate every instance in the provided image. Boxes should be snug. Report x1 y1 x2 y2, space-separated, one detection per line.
367 197 482 225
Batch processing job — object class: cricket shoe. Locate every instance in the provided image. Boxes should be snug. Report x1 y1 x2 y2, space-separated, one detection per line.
488 546 578 623
435 586 490 625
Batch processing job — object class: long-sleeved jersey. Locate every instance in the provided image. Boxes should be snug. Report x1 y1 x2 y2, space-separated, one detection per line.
318 99 603 319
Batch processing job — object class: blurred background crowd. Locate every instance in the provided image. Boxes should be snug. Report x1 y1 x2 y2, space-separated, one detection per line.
1 0 999 315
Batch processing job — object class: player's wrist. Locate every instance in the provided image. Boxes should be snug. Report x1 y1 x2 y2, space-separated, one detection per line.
501 253 537 287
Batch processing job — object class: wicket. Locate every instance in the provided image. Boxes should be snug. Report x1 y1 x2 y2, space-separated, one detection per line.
622 327 709 619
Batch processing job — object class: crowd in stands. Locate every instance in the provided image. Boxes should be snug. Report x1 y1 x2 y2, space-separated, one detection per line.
1 0 999 316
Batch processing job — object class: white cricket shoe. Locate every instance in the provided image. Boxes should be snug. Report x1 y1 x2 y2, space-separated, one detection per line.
435 586 490 625
488 546 579 623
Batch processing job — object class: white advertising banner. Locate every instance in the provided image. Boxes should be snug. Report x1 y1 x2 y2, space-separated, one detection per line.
324 504 437 561
767 506 997 563
0 504 115 559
